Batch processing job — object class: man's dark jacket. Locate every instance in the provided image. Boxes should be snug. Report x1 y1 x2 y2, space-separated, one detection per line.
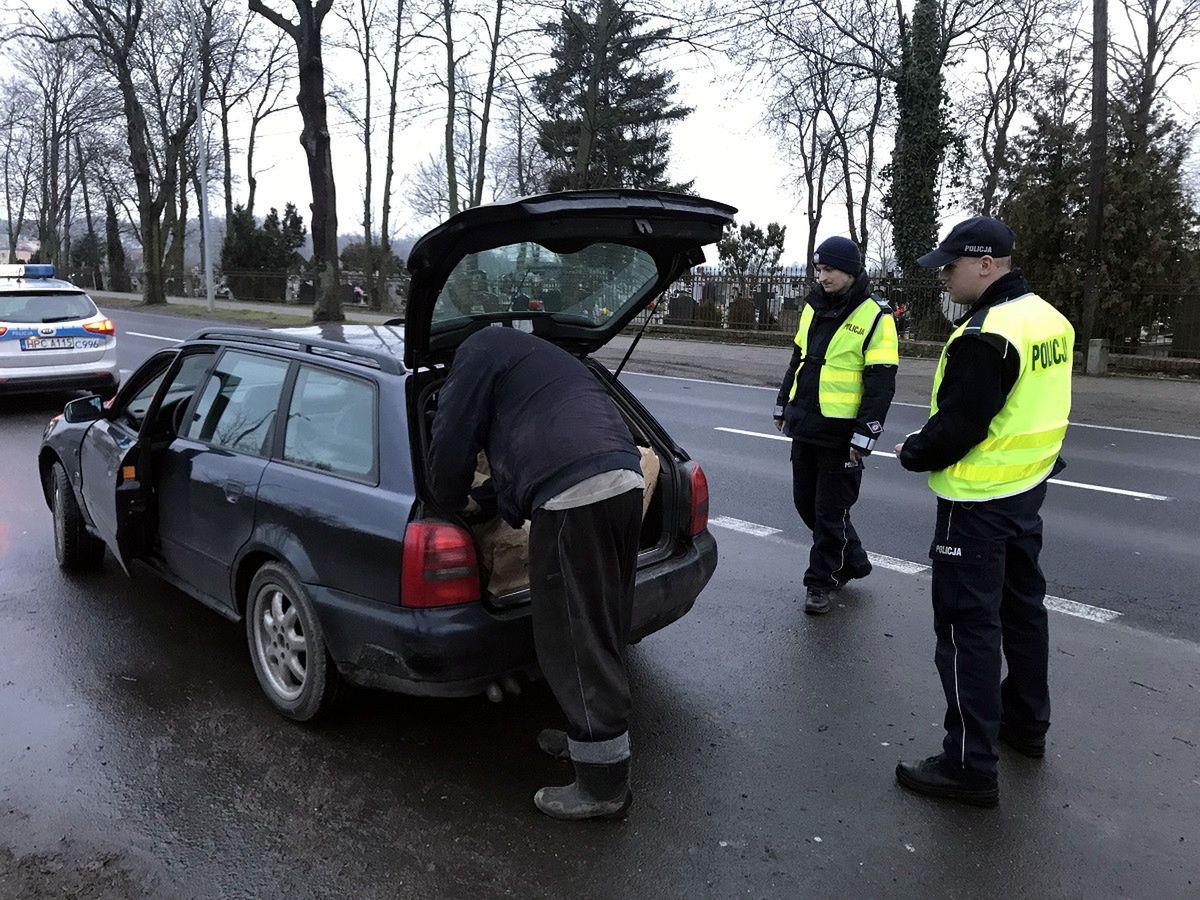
774 273 897 450
428 327 640 528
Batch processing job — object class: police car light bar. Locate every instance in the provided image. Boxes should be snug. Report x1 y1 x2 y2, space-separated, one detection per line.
0 263 55 278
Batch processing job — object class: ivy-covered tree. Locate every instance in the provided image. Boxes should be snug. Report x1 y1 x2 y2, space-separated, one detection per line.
221 202 307 302
885 0 948 276
534 0 692 191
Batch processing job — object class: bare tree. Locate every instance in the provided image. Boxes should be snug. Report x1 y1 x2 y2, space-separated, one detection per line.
242 37 293 217
208 6 291 224
336 0 382 299
744 0 1003 270
957 0 1077 214
250 0 343 322
22 0 215 304
375 0 412 308
0 82 38 261
1112 0 1200 156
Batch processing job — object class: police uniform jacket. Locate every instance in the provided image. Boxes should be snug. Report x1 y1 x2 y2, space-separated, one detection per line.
774 273 898 452
899 269 1066 476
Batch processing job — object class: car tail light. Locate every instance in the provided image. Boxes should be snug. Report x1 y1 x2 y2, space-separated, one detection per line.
687 463 709 537
402 520 481 608
85 318 115 335
0 326 6 336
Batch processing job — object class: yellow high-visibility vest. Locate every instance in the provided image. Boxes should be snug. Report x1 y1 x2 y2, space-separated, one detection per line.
789 296 899 418
928 293 1074 500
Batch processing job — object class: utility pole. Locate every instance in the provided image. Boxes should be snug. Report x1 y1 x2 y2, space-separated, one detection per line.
1082 0 1107 355
194 27 215 314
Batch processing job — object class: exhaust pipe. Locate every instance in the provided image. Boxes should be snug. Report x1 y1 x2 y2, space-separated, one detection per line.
484 676 523 703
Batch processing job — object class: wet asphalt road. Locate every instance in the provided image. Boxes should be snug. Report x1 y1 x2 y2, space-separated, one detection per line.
1 311 1198 897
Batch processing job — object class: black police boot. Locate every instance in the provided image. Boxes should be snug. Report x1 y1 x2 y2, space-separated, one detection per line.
804 587 832 615
998 723 1046 759
895 754 999 808
534 758 633 821
537 728 570 761
835 560 873 588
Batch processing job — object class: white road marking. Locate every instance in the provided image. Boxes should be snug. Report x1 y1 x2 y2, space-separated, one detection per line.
867 552 929 575
1044 596 1122 623
1046 479 1172 501
125 331 183 343
715 426 789 442
713 512 1123 624
621 373 1200 441
709 515 782 537
714 427 1171 501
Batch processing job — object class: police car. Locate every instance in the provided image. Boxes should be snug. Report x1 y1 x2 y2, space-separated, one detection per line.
0 264 118 398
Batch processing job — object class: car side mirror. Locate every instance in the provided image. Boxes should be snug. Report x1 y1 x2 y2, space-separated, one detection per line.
63 395 106 424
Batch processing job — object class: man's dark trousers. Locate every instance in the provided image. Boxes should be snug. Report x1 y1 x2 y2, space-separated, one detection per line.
929 480 1051 779
792 442 871 589
528 489 643 747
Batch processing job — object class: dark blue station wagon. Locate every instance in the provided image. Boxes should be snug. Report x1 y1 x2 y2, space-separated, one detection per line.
38 191 733 721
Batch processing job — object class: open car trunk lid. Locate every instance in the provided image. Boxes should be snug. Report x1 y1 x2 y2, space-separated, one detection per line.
403 190 737 369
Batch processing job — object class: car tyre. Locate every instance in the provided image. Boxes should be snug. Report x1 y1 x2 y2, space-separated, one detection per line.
246 562 340 722
50 461 105 571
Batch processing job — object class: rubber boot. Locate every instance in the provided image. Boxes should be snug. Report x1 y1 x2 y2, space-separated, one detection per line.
534 758 633 821
536 728 570 761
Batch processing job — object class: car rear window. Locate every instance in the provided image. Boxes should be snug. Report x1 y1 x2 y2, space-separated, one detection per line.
0 291 97 323
432 241 658 327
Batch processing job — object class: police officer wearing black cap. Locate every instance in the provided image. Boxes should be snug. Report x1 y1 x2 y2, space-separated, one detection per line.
774 236 899 615
893 216 1074 807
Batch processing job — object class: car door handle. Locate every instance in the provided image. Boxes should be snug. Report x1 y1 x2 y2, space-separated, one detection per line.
222 481 246 503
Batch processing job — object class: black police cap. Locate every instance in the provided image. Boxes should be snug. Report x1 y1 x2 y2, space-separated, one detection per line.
917 216 1015 267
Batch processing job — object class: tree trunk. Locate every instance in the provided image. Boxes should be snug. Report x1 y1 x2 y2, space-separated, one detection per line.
297 31 341 321
473 0 503 206
220 99 234 224
251 0 341 322
443 0 458 215
358 0 374 304
376 0 405 311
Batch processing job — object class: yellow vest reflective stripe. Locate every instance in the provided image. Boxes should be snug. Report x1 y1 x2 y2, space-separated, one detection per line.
789 296 899 419
928 293 1074 501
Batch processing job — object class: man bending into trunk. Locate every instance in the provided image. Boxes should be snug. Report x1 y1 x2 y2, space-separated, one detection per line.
427 326 644 821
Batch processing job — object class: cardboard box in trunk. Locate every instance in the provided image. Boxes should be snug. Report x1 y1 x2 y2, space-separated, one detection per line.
470 447 660 597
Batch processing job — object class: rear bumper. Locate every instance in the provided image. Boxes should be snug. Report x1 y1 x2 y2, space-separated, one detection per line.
0 357 119 396
309 529 718 697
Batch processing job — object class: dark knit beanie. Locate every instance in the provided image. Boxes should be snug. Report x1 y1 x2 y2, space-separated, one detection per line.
813 236 863 276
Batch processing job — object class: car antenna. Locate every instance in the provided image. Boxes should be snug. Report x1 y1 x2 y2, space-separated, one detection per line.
613 298 657 380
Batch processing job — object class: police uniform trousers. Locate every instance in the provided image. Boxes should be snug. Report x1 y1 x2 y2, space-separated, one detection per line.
929 480 1051 779
528 488 643 759
791 441 872 589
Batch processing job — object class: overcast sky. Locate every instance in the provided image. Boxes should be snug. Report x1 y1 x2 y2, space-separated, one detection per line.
246 51 814 263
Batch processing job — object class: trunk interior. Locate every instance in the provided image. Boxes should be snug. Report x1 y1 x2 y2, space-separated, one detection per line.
409 362 679 606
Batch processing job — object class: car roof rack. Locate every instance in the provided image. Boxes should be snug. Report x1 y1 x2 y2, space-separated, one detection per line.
187 327 405 374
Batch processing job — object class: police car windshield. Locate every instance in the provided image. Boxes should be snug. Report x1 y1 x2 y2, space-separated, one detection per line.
0 292 97 324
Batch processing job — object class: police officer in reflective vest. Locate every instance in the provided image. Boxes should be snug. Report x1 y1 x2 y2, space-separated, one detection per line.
894 217 1073 807
774 237 899 615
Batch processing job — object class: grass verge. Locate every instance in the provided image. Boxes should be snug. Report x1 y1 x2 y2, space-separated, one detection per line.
95 295 314 327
